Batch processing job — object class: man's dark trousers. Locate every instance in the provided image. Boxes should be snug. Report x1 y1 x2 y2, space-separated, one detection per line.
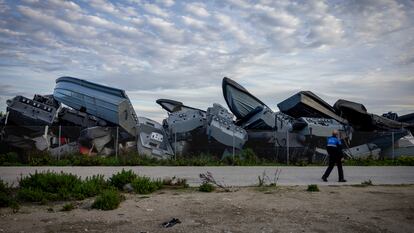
322 147 344 180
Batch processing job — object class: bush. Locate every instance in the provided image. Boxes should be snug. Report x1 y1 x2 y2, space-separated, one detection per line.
74 175 108 198
92 189 123 210
307 184 319 192
0 180 20 211
396 156 414 166
19 171 82 201
0 180 16 208
198 182 215 192
28 151 52 166
18 171 108 202
109 169 137 190
0 152 20 165
344 157 414 166
61 202 75 211
131 176 162 194
239 148 259 165
0 179 9 194
17 188 54 203
0 192 11 207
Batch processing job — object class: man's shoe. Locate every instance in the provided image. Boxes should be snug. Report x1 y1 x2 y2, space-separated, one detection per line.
338 179 347 182
322 177 328 182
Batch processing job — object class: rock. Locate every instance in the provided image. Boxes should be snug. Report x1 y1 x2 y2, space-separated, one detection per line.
123 183 134 192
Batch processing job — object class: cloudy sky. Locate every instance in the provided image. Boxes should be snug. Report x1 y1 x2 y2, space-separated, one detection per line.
0 0 413 122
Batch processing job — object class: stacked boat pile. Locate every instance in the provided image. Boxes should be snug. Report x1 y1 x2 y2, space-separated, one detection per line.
0 76 413 161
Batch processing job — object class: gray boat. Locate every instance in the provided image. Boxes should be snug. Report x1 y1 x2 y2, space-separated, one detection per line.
54 76 138 136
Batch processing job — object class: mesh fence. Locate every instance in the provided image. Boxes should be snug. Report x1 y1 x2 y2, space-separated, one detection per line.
0 125 407 163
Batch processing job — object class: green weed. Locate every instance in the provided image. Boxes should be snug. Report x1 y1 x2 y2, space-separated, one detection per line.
61 202 75 211
131 176 162 194
92 189 123 210
307 184 319 192
198 182 215 192
109 169 137 190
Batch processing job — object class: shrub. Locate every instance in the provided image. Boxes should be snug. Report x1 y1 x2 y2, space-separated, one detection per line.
396 156 414 166
28 151 52 166
17 188 55 203
131 176 162 194
239 148 259 165
92 189 123 210
0 179 9 194
19 171 82 196
307 184 319 192
0 192 10 207
74 175 108 198
0 152 20 165
18 171 107 202
109 169 137 190
61 202 75 211
0 180 20 211
0 184 15 207
198 182 215 192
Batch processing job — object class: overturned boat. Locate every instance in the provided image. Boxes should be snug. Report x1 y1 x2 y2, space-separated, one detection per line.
156 99 247 157
54 77 138 136
278 91 347 124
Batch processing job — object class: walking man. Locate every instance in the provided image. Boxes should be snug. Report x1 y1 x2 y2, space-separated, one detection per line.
322 130 346 182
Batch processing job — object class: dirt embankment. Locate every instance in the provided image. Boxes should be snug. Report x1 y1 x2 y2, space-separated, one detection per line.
1 185 413 233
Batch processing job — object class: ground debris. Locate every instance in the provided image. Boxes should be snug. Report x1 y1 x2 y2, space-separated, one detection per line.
162 218 181 228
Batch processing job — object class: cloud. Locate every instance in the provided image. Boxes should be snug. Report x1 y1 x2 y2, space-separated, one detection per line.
158 0 174 7
143 3 169 18
181 15 205 30
0 0 413 122
88 0 118 14
146 16 184 42
185 2 210 18
17 5 80 37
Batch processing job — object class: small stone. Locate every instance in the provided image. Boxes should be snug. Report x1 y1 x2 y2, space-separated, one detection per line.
123 183 134 192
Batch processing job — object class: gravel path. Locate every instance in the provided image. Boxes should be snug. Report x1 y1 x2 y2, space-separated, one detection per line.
1 166 413 186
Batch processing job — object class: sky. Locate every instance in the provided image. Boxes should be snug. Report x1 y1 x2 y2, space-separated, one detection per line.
0 0 413 122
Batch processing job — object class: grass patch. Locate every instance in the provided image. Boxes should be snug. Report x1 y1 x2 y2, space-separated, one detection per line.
0 179 19 211
92 189 123 210
307 184 320 192
0 152 20 165
198 182 215 192
131 176 163 194
2 149 413 166
75 175 109 198
344 156 414 166
61 202 75 211
1 171 188 211
17 171 108 203
109 169 137 190
18 171 81 202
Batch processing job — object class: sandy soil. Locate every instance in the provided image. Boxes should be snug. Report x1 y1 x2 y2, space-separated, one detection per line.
0 185 413 233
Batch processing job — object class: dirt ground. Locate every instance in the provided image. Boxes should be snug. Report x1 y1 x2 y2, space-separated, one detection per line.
0 185 413 233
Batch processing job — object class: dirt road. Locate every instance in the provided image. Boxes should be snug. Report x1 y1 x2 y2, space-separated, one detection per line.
1 185 413 233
